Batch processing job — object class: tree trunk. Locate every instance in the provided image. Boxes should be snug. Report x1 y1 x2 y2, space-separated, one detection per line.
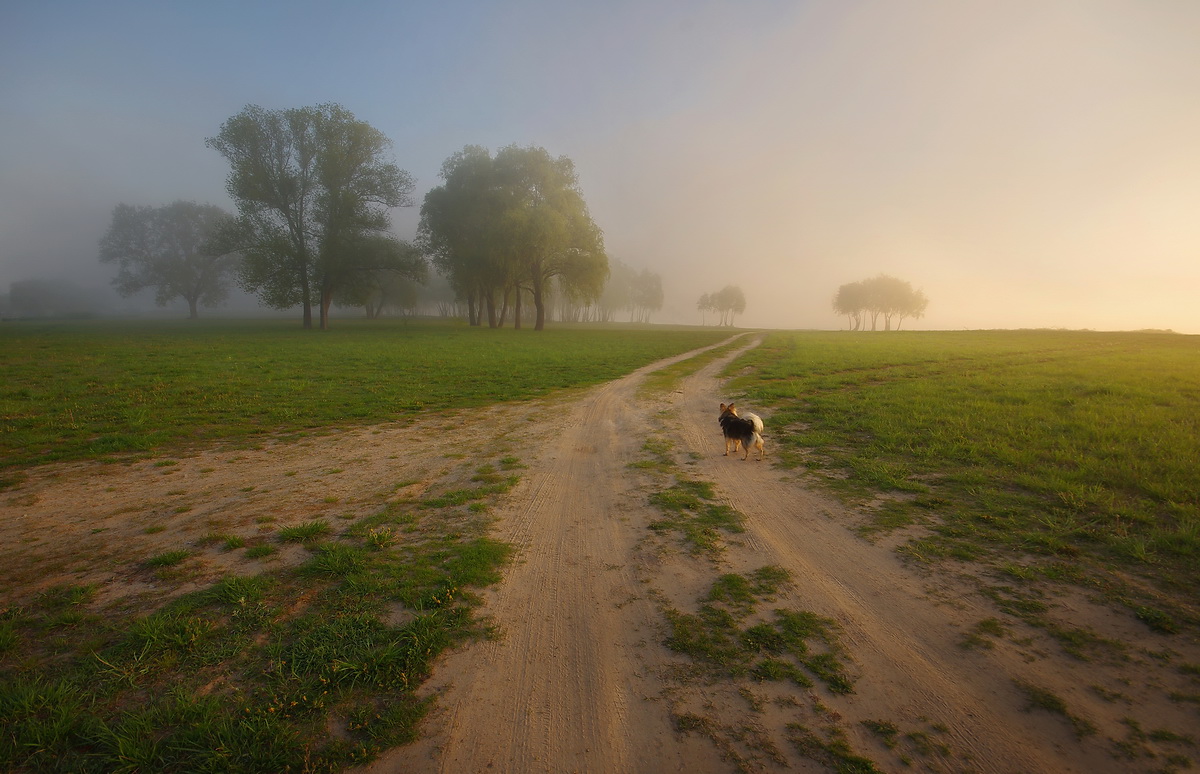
187 297 199 319
514 287 522 330
320 287 333 330
485 292 498 328
533 273 546 331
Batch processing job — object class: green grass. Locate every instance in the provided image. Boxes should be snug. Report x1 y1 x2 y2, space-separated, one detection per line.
0 470 516 773
0 318 728 472
728 330 1200 627
278 520 333 544
663 568 854 696
648 477 745 554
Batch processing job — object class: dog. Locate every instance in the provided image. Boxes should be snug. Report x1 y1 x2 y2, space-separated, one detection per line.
718 403 765 460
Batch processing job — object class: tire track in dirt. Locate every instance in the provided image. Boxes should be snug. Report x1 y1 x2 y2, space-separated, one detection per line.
369 334 1169 774
367 341 738 774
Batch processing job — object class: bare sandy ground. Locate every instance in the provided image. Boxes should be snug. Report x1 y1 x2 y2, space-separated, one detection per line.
3 335 1197 773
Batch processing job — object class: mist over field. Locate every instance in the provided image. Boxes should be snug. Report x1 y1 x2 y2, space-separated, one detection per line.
3 1 1199 332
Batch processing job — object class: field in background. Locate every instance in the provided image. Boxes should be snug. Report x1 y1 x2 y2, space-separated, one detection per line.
0 318 730 473
727 330 1200 631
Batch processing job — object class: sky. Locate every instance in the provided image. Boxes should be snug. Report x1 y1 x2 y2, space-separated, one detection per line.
2 0 1199 331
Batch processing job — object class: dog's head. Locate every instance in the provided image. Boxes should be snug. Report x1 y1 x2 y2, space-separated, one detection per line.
719 402 738 419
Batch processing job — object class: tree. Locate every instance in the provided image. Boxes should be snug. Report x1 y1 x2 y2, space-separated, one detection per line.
697 293 714 326
331 235 426 318
98 201 239 318
630 268 663 323
206 103 415 329
493 144 607 330
420 144 608 331
702 285 746 326
419 146 510 327
832 274 928 330
832 280 867 331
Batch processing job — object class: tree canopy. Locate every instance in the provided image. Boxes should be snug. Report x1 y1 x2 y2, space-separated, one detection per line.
833 274 928 330
206 103 416 329
419 144 607 330
98 201 239 318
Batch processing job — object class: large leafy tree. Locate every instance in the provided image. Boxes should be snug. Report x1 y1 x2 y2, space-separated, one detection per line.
98 201 239 318
419 146 510 327
493 144 607 331
206 103 415 329
420 144 607 330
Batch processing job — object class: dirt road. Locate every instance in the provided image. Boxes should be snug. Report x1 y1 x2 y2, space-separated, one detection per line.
365 335 1197 774
5 335 1194 773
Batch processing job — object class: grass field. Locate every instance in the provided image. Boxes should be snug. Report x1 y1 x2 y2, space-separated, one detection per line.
726 329 1200 631
4 321 1198 770
0 319 734 772
0 318 730 473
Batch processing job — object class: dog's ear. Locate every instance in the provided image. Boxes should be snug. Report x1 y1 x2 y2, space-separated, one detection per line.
728 403 735 411
720 403 727 411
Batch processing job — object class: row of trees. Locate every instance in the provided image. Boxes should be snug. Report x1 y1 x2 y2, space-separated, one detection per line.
833 274 928 331
97 104 614 331
92 103 930 332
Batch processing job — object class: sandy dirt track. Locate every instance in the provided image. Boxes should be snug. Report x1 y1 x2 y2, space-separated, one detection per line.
364 335 1198 774
4 335 1197 773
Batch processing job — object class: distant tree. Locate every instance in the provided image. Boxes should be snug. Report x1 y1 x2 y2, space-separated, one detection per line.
832 274 928 330
206 103 415 329
630 268 664 323
697 292 714 326
597 259 638 322
704 285 746 327
8 279 98 318
332 236 426 318
98 201 239 318
832 280 867 331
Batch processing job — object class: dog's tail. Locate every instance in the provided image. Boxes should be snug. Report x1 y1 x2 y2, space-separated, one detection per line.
744 412 764 434
743 431 765 460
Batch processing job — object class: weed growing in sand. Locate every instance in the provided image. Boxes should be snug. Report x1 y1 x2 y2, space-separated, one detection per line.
143 550 190 568
245 544 276 559
1014 679 1097 739
0 465 518 772
277 520 332 544
787 723 881 773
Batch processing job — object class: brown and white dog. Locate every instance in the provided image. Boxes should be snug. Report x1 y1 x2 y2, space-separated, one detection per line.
718 403 765 460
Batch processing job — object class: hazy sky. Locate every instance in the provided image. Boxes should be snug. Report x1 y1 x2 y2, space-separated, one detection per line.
3 0 1199 331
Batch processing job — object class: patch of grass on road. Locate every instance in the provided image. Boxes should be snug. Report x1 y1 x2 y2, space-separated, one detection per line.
649 477 745 555
664 567 854 696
